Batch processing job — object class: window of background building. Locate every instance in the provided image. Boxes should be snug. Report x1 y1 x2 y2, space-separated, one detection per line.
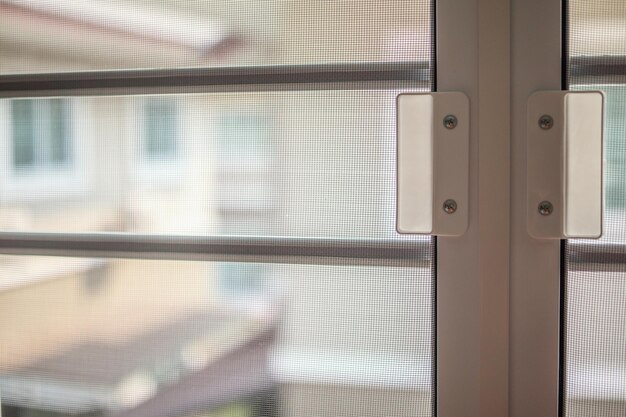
219 263 267 298
11 98 72 172
142 97 178 162
219 113 269 159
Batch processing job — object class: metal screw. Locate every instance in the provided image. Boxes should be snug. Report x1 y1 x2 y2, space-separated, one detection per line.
443 199 457 214
538 201 553 216
538 115 554 130
443 115 458 129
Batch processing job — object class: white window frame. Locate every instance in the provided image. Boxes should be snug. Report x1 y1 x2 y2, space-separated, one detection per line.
436 0 510 415
509 0 562 416
436 1 561 417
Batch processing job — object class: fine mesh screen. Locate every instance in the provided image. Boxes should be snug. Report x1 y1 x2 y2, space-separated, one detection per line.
564 1 626 416
0 0 432 74
0 90 436 415
0 1 435 417
0 90 424 239
0 256 434 417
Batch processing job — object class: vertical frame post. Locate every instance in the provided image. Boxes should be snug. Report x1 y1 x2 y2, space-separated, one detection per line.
437 1 511 417
510 0 562 416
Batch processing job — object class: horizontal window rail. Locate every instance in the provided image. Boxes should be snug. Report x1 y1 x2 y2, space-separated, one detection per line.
0 233 432 267
0 61 431 97
569 55 626 84
567 241 626 270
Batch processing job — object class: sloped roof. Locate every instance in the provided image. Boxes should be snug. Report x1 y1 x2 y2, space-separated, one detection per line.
0 0 245 72
0 311 275 415
111 326 276 417
1 0 227 51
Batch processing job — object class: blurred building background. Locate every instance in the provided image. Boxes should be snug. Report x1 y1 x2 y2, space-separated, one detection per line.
1 1 624 417
0 1 433 417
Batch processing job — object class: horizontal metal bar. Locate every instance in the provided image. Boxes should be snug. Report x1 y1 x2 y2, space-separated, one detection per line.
0 61 431 97
0 80 427 98
569 56 626 84
0 233 433 267
566 241 626 270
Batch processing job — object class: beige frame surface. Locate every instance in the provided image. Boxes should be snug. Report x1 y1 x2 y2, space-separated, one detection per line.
437 0 562 416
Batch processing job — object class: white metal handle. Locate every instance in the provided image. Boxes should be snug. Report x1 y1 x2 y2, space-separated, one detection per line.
527 90 604 239
396 92 469 236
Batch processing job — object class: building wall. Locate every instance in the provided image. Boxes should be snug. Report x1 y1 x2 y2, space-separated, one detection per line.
0 258 211 369
282 384 431 417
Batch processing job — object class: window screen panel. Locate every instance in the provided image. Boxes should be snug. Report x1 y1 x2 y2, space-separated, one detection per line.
0 89 435 415
0 1 435 417
0 256 434 417
564 1 626 416
0 90 425 239
0 0 432 74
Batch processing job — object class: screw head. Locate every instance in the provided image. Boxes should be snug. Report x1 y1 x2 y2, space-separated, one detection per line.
538 115 554 130
443 199 457 214
443 115 458 129
538 201 553 216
